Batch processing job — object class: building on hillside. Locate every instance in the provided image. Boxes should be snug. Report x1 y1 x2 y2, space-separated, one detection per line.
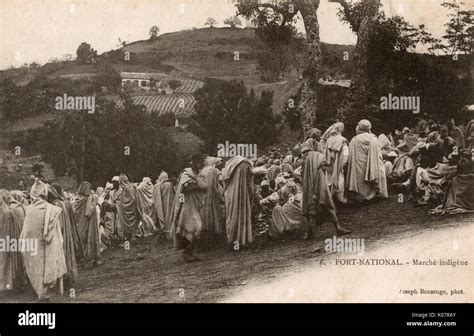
121 72 204 126
121 72 173 93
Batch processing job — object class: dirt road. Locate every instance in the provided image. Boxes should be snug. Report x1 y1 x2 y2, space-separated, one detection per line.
1 195 473 303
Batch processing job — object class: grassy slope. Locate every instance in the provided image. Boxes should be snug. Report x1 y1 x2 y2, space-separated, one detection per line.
1 27 355 109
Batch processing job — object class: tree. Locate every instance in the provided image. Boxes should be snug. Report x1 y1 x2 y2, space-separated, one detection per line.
223 15 242 28
76 42 97 64
149 25 160 40
334 1 462 134
191 79 281 154
167 79 181 90
440 1 473 55
333 0 381 126
251 15 304 82
205 17 217 28
439 0 473 101
237 0 322 133
93 63 121 93
117 38 127 49
27 95 178 186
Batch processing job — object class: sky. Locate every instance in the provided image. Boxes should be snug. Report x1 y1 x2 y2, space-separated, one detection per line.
0 0 469 70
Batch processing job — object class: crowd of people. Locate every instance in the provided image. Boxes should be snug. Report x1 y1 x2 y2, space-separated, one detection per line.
1 117 473 301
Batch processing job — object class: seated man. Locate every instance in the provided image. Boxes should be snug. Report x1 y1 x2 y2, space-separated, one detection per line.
260 181 307 239
396 127 418 153
408 156 443 205
436 125 456 159
256 179 274 200
430 150 474 215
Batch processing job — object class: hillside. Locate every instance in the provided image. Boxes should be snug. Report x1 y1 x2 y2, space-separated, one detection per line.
0 27 356 139
1 27 355 93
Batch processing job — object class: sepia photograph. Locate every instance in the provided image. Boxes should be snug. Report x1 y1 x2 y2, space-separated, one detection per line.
0 0 473 330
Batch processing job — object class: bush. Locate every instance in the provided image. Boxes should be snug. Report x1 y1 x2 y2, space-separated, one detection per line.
191 78 281 154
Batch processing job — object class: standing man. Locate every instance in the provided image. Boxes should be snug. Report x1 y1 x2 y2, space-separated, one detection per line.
301 141 351 238
105 176 123 243
172 154 207 262
200 156 225 245
0 190 26 291
116 174 141 245
346 119 388 201
222 156 254 249
153 173 176 240
20 179 67 300
72 182 102 267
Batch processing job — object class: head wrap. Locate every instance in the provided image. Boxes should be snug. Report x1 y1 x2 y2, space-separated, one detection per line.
0 189 10 204
77 181 92 196
48 184 63 201
10 190 28 204
119 174 130 186
30 178 47 199
356 119 372 134
283 155 293 165
205 156 223 167
140 177 153 188
275 175 287 188
322 122 344 141
305 128 322 141
157 171 169 184
280 181 297 199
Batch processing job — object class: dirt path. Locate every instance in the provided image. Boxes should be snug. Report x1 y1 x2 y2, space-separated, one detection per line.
222 221 473 303
1 195 473 303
